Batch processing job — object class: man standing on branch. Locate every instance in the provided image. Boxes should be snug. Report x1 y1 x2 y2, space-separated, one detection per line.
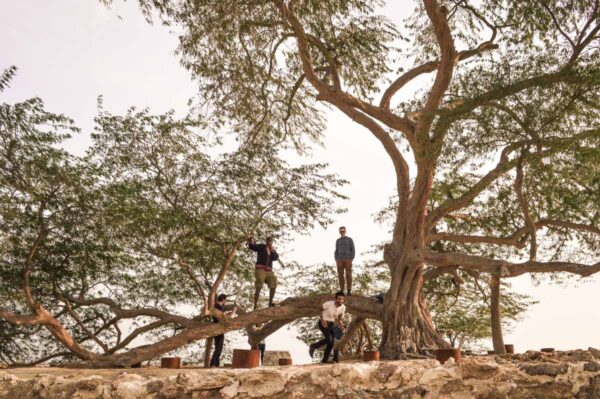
334 226 355 295
210 294 236 368
308 291 346 364
247 236 279 309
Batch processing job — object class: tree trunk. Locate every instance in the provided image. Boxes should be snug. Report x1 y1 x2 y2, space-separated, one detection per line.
379 244 450 358
490 274 506 354
203 338 213 368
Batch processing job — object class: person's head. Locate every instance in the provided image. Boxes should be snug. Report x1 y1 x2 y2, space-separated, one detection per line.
217 294 227 304
334 291 345 306
266 236 274 247
339 226 346 237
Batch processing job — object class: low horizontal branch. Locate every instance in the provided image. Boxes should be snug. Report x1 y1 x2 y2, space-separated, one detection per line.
67 294 382 368
426 218 600 248
416 249 600 278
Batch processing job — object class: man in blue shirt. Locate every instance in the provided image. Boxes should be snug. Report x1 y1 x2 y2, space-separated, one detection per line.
334 226 355 295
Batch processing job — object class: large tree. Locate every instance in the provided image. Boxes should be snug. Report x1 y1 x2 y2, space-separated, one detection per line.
112 0 600 358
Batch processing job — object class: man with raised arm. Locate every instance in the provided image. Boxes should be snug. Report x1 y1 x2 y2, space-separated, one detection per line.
334 226 355 295
247 236 279 310
308 291 346 363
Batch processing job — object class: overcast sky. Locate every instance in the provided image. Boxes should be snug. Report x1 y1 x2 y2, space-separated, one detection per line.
2 0 599 364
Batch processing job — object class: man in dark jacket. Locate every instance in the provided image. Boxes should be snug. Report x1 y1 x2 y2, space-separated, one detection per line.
210 294 236 367
247 236 279 309
334 226 355 295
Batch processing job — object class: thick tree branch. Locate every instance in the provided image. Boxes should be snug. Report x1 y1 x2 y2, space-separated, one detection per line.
69 294 382 367
208 241 243 309
416 249 600 278
427 218 600 248
417 0 456 140
247 319 292 348
0 310 46 326
441 67 597 120
65 296 201 329
7 351 71 368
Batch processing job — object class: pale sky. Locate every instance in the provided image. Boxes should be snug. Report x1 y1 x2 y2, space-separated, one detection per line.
1 0 599 365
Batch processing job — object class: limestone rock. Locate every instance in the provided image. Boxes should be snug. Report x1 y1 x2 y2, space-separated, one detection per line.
521 362 569 376
178 371 235 391
577 375 600 399
585 362 600 373
237 368 288 397
111 373 149 399
220 380 240 399
461 359 500 380
588 347 600 360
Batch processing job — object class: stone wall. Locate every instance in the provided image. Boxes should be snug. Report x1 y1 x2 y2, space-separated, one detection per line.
2 349 600 398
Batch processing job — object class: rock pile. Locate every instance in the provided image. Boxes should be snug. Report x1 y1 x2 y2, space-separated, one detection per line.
2 349 600 398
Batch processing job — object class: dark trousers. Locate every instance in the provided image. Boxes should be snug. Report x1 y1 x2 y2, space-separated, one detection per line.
210 334 224 367
258 343 266 365
313 321 339 363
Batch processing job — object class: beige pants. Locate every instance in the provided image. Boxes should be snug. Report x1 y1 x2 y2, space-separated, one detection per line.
255 268 277 290
336 259 352 291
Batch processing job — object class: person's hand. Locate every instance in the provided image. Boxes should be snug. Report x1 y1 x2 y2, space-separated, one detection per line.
321 319 327 328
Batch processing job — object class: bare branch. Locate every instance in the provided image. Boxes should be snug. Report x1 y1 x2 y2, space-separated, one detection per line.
380 42 497 110
538 1 576 48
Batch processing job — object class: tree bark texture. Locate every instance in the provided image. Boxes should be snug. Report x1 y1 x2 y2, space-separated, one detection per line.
380 265 450 357
490 275 506 354
203 338 213 368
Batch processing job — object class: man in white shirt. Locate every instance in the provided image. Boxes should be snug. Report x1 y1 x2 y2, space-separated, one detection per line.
308 291 346 363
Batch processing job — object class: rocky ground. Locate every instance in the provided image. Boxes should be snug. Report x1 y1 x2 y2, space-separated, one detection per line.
2 349 600 398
